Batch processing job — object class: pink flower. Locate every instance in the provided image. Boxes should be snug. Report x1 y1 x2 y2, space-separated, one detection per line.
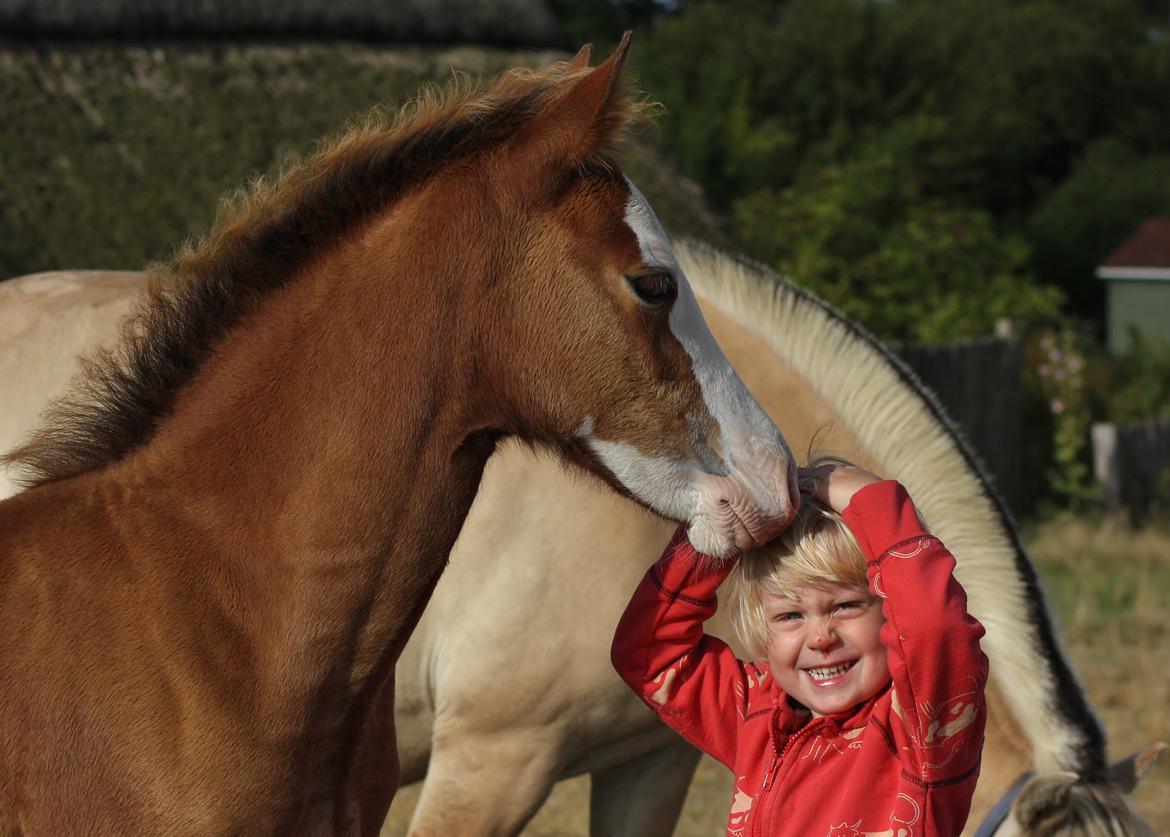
1051 399 1065 414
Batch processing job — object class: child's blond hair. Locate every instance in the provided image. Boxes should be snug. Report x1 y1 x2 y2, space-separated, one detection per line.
729 487 870 660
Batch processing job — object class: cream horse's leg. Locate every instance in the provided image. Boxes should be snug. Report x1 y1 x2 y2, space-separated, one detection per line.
403 728 562 837
589 737 701 837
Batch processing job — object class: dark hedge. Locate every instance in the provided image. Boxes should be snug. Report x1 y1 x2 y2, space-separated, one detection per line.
0 40 729 281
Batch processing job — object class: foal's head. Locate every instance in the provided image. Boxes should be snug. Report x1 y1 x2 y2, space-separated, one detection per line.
445 37 798 555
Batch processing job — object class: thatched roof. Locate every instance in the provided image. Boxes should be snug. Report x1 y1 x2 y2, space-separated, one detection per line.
0 0 564 46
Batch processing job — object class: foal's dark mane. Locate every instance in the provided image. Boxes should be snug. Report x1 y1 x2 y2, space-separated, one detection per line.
6 60 646 489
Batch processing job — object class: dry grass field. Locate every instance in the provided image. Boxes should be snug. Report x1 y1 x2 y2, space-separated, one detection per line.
384 514 1170 835
1025 515 1170 834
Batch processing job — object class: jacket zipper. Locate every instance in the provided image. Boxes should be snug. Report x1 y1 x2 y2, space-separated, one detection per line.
751 717 827 837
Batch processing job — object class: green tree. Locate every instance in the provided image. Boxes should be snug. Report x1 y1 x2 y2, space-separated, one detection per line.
627 0 1170 334
734 125 1062 342
1086 330 1170 424
1030 139 1170 318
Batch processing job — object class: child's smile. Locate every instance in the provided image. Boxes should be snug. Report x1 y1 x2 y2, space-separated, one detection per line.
764 581 890 717
805 660 856 683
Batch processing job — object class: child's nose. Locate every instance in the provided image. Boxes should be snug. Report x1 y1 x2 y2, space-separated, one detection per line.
806 622 839 651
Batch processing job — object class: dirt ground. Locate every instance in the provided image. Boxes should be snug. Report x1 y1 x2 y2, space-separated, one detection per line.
384 514 1169 835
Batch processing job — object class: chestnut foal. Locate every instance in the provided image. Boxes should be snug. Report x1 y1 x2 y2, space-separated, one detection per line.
0 39 797 836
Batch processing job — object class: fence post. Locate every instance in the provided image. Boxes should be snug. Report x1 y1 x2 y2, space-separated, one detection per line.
1092 422 1120 512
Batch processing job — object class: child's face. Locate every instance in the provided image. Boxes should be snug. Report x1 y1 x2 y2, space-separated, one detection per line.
762 581 889 717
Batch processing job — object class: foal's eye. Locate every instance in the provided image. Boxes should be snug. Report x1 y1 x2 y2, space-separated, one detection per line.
626 271 678 306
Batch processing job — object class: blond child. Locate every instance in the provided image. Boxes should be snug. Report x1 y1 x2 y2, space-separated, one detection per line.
611 461 988 836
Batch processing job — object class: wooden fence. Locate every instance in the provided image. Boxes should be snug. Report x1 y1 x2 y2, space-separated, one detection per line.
895 337 1170 518
1092 419 1170 518
894 336 1026 515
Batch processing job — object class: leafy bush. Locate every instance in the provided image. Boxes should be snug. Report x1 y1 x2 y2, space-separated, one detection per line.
732 124 1063 342
1029 139 1170 317
625 0 1170 335
1086 330 1170 425
1030 327 1096 509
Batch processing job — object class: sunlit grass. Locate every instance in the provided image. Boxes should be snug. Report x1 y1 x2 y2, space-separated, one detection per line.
1026 514 1170 836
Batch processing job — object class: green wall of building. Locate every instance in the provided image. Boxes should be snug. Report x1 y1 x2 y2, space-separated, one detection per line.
1107 279 1170 352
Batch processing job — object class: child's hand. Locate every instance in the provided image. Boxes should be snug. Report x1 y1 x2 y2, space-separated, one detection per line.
799 461 882 514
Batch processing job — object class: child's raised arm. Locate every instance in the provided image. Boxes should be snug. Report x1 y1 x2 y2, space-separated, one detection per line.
610 528 766 770
820 465 989 787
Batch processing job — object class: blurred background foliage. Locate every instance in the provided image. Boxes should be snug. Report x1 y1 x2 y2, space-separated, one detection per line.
1089 329 1170 424
575 0 1170 459
4 0 1170 455
7 0 1170 347
0 41 728 285
615 0 1170 341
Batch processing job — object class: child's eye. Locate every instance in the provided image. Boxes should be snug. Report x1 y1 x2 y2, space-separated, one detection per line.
836 601 863 611
772 611 802 623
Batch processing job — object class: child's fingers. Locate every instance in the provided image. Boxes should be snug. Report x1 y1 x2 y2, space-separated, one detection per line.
797 463 837 505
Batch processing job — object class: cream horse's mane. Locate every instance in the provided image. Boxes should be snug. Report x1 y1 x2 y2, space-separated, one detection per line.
677 239 1102 777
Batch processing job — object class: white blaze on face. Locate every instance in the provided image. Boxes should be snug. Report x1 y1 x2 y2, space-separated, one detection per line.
574 179 795 557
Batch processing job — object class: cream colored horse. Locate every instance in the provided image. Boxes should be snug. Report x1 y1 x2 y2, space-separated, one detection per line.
1 243 1161 835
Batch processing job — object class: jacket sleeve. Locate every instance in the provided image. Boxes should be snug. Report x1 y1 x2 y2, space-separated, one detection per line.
610 527 752 769
842 481 989 785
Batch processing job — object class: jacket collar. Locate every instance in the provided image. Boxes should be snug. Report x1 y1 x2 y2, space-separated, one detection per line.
770 680 892 755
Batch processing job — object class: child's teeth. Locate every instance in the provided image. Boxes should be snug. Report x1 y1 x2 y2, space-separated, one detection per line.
808 663 851 680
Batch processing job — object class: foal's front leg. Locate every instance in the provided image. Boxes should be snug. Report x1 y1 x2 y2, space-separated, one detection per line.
339 672 401 837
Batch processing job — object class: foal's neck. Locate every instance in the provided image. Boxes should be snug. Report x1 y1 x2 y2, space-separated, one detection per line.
137 220 499 709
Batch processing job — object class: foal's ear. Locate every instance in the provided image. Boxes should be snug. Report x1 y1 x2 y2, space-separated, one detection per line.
1108 741 1168 793
1011 772 1078 829
569 43 593 69
535 31 633 161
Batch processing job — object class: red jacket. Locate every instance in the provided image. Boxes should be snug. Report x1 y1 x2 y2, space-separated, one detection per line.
612 481 988 837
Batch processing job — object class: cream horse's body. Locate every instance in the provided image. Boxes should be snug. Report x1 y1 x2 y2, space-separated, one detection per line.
1 244 1156 835
0 270 144 482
